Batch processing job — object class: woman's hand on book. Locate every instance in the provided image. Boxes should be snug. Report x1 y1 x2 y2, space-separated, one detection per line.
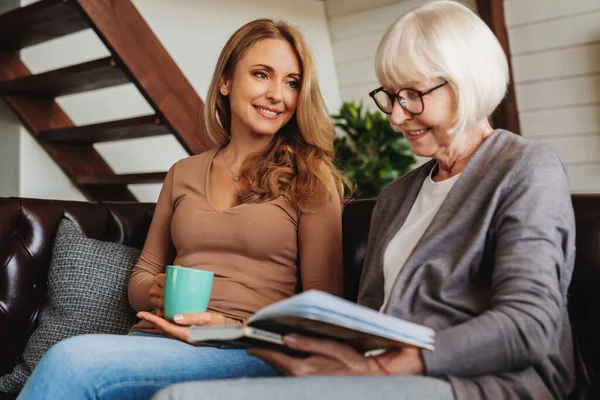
247 334 379 376
248 334 425 376
136 311 227 344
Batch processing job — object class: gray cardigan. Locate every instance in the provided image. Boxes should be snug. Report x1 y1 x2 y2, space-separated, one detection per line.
358 130 576 399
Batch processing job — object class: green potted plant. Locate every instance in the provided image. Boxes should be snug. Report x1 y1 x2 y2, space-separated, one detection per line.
333 101 416 199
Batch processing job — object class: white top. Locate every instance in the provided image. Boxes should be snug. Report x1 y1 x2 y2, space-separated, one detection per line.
380 165 461 310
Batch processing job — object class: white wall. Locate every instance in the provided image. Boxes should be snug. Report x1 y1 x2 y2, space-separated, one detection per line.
0 0 20 198
0 102 20 197
8 0 340 201
505 0 600 193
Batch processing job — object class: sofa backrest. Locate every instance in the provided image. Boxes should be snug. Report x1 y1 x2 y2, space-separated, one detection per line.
569 195 600 391
1 195 599 394
0 197 155 376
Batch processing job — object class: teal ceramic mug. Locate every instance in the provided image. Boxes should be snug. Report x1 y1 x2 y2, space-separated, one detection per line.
163 265 214 322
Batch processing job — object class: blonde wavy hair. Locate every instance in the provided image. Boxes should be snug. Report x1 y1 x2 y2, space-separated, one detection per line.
204 19 347 212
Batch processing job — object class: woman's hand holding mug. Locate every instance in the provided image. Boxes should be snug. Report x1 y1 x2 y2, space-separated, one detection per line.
138 265 217 343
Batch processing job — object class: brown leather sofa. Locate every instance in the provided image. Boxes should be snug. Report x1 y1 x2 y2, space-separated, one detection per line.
1 195 598 399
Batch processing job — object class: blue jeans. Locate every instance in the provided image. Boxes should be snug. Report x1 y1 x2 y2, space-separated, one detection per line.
18 332 276 400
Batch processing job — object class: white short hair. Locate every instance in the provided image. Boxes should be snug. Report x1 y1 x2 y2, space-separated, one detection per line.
375 0 509 134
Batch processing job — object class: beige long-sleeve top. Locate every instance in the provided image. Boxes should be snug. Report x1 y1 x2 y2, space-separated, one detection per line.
129 148 343 334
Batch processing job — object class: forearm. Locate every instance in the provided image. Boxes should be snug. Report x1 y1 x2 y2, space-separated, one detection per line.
421 298 561 377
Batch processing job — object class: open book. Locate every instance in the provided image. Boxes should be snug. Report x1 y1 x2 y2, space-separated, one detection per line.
190 290 435 355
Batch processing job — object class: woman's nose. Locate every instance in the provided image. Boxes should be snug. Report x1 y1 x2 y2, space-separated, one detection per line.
388 101 413 126
266 82 283 102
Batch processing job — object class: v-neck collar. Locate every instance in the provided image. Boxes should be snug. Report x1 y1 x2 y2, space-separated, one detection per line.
204 148 248 213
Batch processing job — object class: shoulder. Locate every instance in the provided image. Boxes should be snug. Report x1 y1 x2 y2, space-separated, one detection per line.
485 130 566 184
171 148 219 172
469 131 571 227
296 164 342 218
160 148 218 189
166 148 219 182
305 163 341 205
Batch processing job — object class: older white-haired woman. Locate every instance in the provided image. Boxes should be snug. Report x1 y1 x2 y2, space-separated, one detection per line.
152 1 576 399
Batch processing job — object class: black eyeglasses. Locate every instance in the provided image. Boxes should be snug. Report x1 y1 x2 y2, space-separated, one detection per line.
369 81 448 116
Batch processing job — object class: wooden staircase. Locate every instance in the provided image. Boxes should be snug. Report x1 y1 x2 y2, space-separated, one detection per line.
0 0 215 202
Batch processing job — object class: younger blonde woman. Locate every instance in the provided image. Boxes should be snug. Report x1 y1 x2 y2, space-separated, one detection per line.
19 19 345 400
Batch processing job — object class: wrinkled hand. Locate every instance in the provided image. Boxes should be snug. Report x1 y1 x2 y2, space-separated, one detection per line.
248 335 425 377
137 311 227 344
148 273 165 314
247 334 379 376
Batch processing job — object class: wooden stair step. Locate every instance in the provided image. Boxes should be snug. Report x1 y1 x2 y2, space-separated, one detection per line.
75 172 168 186
39 115 171 144
0 0 89 51
0 57 129 98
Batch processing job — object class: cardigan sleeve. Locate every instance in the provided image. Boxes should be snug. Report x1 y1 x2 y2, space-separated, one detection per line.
422 144 576 377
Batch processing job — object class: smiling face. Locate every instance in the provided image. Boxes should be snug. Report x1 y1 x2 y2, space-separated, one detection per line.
387 78 458 159
220 38 301 140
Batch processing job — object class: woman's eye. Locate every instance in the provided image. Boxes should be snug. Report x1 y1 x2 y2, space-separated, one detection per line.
254 72 268 79
287 80 300 89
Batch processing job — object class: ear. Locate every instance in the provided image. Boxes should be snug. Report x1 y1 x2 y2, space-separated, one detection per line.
219 78 230 96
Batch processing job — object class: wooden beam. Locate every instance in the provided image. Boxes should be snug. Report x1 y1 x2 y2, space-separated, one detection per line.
0 0 88 51
0 57 128 98
476 0 521 135
76 172 168 186
40 115 170 144
74 0 215 154
0 51 137 202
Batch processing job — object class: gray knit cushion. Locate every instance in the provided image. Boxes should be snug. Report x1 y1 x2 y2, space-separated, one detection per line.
0 218 141 393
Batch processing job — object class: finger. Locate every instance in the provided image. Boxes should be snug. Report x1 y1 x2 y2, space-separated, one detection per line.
172 312 217 326
247 348 296 375
148 286 164 298
139 312 188 342
137 312 191 343
284 334 356 357
153 274 165 288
